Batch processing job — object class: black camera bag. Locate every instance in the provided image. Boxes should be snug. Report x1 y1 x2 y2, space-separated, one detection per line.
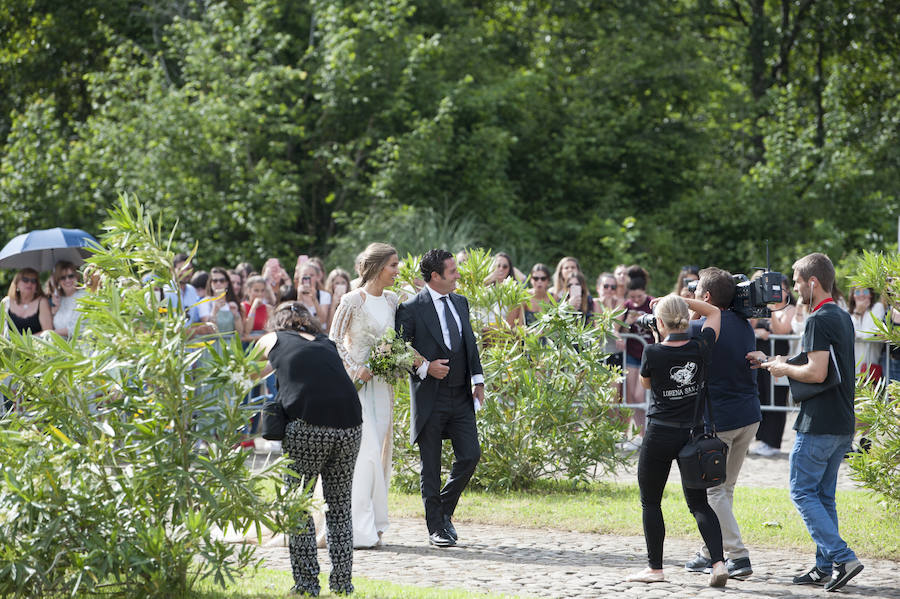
260 399 287 441
677 359 728 489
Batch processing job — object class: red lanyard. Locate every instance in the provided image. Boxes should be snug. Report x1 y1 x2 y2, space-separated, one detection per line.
812 297 834 312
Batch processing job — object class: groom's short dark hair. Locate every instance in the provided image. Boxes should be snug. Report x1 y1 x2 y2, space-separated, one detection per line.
421 249 454 282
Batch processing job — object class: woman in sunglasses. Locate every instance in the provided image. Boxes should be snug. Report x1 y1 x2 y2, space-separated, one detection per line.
596 272 626 367
47 261 86 339
3 268 52 335
848 286 885 383
507 263 554 326
202 266 245 345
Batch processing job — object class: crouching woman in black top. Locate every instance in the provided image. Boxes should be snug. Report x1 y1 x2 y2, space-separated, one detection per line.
625 294 729 587
257 302 363 596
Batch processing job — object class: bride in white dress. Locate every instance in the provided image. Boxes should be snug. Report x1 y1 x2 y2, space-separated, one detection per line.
328 243 403 548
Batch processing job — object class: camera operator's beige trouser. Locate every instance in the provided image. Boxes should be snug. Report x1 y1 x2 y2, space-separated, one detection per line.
699 422 759 561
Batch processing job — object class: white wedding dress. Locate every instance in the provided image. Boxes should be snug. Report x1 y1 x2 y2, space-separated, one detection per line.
322 288 398 548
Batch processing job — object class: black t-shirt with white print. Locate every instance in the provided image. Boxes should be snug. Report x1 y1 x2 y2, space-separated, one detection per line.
640 327 715 424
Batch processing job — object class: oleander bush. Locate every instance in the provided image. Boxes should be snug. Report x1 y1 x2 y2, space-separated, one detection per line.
391 249 626 491
0 196 305 598
849 251 900 508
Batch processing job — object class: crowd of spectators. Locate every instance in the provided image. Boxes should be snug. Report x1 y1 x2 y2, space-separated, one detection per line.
3 250 896 444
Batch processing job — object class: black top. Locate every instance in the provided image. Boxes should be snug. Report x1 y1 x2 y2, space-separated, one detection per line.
7 308 42 334
268 331 362 429
690 311 760 431
640 327 715 424
794 302 856 435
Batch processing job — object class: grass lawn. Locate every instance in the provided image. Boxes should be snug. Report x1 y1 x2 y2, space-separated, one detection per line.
388 481 900 561
197 569 520 598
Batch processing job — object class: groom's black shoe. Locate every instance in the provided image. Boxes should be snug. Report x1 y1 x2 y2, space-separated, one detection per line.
428 529 456 548
442 515 458 542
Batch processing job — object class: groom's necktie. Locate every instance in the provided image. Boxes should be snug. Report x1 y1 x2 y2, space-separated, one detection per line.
440 296 461 351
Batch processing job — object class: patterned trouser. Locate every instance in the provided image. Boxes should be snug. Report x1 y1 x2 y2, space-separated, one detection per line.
284 419 362 596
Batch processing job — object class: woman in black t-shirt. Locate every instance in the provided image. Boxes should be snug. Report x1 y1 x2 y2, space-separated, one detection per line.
625 294 730 587
256 302 362 596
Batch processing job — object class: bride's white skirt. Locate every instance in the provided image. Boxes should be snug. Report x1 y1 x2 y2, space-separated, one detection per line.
314 377 393 548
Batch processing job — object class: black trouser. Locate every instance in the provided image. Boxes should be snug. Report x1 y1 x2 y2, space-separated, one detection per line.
637 422 724 570
756 372 788 449
416 384 481 534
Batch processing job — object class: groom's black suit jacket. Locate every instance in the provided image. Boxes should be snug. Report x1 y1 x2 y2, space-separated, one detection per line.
395 288 483 444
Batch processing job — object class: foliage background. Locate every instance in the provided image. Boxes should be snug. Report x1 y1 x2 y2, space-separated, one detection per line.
1 0 900 292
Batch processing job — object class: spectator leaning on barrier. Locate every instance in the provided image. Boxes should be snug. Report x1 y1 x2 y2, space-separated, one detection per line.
684 267 759 580
747 252 864 592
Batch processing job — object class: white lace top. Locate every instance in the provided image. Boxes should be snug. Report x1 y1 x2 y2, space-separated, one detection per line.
53 289 86 338
329 289 399 377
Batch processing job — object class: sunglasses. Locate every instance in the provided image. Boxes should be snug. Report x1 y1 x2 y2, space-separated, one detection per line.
531 275 548 281
60 273 77 281
853 289 870 296
602 283 616 289
20 276 38 284
211 277 228 284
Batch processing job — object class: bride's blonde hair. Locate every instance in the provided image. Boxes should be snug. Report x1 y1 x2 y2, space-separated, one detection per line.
654 294 690 332
358 243 398 287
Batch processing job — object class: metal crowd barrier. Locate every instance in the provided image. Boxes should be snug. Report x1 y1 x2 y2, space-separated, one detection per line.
611 332 651 414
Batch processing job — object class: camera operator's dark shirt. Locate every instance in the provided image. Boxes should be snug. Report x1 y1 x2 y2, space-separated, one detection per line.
689 310 760 431
794 302 855 435
640 327 715 424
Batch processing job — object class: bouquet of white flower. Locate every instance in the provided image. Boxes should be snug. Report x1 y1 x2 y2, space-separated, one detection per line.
356 328 417 389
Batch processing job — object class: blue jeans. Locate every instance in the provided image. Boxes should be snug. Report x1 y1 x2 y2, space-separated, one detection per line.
789 431 857 573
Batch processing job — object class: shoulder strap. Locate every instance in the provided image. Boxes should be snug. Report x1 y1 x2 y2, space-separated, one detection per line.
689 340 717 434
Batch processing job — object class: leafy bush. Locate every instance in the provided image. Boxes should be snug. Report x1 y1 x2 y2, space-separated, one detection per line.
390 249 625 491
849 250 900 508
0 196 305 598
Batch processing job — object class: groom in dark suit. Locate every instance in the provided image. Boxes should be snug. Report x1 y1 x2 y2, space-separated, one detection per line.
396 248 485 547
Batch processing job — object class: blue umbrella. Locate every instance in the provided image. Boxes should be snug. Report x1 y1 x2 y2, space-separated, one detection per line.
0 228 98 271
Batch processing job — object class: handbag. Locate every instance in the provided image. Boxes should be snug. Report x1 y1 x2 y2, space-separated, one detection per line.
677 360 728 489
786 347 842 401
260 399 287 441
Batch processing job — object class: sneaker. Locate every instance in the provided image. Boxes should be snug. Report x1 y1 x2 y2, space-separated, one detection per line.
727 557 752 579
792 566 831 585
709 561 728 587
823 559 863 592
749 441 780 457
685 552 712 573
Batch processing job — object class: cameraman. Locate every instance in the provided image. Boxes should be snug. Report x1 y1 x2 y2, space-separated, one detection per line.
683 267 759 580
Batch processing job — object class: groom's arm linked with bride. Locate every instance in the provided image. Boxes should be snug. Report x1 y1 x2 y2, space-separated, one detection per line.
395 249 485 547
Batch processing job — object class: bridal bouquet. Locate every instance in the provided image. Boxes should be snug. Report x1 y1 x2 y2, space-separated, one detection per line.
356 328 417 389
